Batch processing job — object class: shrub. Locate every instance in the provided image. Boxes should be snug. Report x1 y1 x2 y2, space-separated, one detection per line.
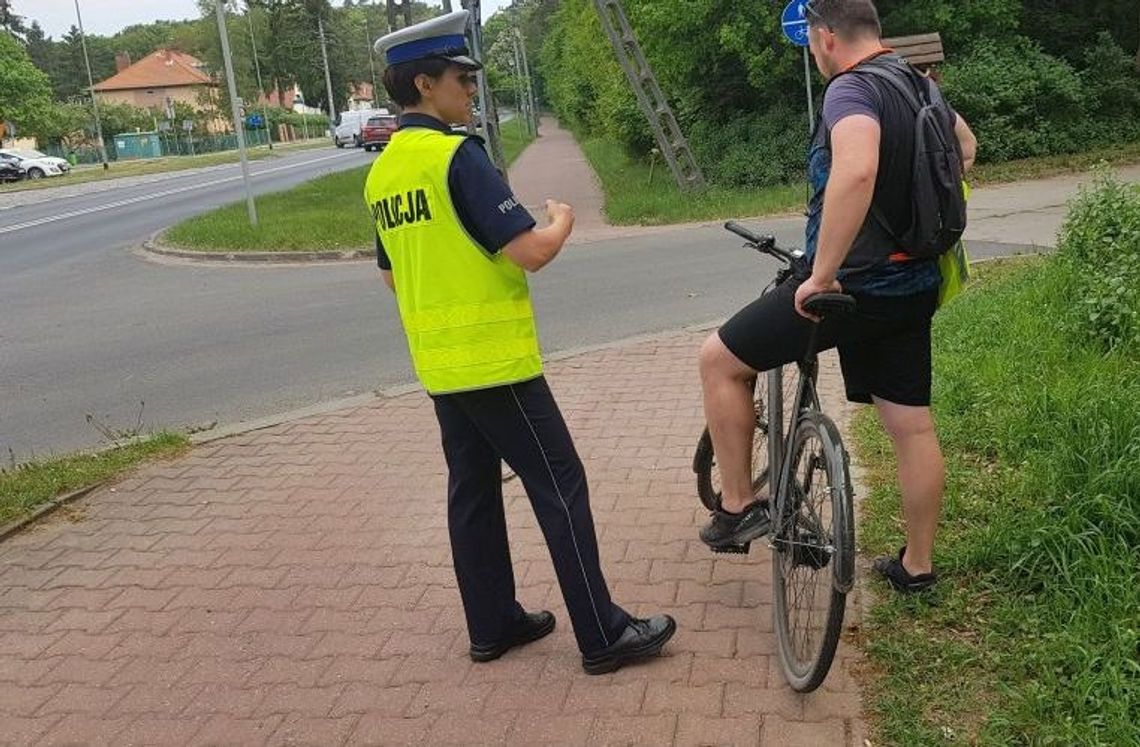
1055 170 1140 351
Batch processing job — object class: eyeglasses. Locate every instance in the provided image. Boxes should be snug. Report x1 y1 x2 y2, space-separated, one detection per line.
804 0 829 28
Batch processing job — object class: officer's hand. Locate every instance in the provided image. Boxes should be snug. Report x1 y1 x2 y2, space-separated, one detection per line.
545 199 574 227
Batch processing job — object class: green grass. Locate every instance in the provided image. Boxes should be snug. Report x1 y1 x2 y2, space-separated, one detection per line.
576 134 1140 226
0 433 190 527
164 165 375 252
579 136 804 225
500 115 536 165
165 124 537 253
852 257 1140 745
971 140 1140 185
0 139 329 194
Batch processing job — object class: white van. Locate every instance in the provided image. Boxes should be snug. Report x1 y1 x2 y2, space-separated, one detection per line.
334 109 389 148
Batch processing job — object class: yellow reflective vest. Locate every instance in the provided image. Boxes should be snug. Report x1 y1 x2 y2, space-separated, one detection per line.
363 127 542 394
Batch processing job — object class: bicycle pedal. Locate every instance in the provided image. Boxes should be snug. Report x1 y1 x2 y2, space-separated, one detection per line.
711 542 751 555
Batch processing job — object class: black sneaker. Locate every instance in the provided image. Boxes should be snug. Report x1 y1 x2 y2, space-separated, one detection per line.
469 610 556 662
872 547 937 594
581 614 677 675
699 500 771 551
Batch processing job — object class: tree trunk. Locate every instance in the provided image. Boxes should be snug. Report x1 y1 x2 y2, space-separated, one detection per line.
402 0 412 27
1135 7 1140 73
385 0 397 32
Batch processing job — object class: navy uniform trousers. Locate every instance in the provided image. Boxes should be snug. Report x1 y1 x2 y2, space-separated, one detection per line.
431 376 630 654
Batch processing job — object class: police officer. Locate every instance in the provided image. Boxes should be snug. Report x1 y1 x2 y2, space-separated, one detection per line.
367 11 675 674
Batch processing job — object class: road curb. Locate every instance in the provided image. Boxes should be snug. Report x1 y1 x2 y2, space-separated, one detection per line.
142 231 374 264
0 482 105 543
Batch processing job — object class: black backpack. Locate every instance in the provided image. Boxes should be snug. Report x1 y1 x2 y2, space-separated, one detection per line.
850 58 967 259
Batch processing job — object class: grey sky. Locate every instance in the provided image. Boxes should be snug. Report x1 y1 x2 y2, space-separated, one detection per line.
11 0 509 40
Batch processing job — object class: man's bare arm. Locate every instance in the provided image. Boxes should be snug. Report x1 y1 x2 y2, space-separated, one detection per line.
954 114 978 172
381 269 394 292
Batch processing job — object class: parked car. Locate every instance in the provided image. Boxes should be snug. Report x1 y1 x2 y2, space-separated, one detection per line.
0 153 26 183
360 114 398 152
333 109 389 148
0 148 70 179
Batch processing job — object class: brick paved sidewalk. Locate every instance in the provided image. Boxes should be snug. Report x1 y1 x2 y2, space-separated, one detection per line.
0 330 869 747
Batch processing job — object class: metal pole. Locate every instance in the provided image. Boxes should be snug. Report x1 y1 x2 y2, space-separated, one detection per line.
318 15 338 129
215 0 258 227
74 0 108 169
245 1 272 149
463 0 506 172
517 27 538 135
510 29 527 136
802 46 815 129
365 15 379 108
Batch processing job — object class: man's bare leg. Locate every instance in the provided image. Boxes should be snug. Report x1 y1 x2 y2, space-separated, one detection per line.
699 334 761 513
873 397 944 575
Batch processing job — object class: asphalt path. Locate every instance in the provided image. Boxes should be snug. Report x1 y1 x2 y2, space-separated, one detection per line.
0 149 1038 463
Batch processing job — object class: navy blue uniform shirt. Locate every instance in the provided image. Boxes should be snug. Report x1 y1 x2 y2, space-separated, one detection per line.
375 113 536 270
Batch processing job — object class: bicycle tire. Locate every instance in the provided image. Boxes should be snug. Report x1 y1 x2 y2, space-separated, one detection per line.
693 409 770 513
771 410 854 693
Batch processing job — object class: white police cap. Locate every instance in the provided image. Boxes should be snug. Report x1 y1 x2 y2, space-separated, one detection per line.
374 10 481 70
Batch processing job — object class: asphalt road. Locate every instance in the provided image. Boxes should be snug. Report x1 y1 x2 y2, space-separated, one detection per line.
0 148 1037 464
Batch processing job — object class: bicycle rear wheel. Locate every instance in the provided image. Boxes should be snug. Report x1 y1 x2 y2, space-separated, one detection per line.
693 367 796 512
771 410 855 692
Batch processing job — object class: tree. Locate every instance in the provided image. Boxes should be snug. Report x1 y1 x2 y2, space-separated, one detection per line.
0 0 27 41
54 25 115 102
24 21 56 82
0 31 55 133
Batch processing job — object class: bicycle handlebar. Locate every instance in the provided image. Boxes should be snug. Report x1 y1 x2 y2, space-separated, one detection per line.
723 221 795 264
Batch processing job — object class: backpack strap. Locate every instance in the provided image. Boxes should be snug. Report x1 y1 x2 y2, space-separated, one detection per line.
848 61 929 115
843 58 950 254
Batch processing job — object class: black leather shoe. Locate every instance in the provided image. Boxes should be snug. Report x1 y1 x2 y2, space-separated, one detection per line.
469 610 556 662
700 500 771 551
581 614 677 675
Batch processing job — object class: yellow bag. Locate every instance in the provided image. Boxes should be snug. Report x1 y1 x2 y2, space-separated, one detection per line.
937 182 971 308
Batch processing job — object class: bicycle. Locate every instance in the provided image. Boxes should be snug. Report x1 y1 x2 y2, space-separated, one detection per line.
692 221 857 693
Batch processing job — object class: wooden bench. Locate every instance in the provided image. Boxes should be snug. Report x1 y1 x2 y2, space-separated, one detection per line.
883 32 945 67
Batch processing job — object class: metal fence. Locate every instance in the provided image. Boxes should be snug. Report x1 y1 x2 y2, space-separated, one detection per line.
41 128 276 164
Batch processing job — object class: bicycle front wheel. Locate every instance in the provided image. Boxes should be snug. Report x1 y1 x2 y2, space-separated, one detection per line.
771 410 855 693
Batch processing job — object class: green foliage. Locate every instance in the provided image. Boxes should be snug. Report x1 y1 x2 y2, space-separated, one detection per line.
0 30 55 133
579 136 803 225
539 0 1140 189
941 36 1086 161
856 254 1140 744
1056 171 1140 351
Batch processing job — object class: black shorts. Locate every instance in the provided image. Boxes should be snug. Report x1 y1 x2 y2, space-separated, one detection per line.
718 276 938 407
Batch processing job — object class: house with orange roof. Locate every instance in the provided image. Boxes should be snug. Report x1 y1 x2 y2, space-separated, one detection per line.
93 49 219 118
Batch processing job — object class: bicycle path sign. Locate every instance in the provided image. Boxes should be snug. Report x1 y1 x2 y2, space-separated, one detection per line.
782 0 810 47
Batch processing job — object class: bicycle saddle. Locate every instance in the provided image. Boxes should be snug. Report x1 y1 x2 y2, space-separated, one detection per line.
803 292 857 318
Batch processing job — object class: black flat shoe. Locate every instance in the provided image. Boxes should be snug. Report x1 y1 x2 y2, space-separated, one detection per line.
469 610 556 662
581 614 677 675
872 546 937 594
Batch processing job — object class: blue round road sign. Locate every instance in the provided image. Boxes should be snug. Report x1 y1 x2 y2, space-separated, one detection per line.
782 0 810 47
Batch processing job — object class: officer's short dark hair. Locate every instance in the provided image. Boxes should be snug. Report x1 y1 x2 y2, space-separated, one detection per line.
805 0 882 40
382 58 452 107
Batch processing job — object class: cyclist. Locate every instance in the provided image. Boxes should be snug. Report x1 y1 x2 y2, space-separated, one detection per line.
697 0 976 594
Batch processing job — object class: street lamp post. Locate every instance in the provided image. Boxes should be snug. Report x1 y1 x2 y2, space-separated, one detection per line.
215 0 258 227
244 1 273 149
318 15 337 130
73 0 108 170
